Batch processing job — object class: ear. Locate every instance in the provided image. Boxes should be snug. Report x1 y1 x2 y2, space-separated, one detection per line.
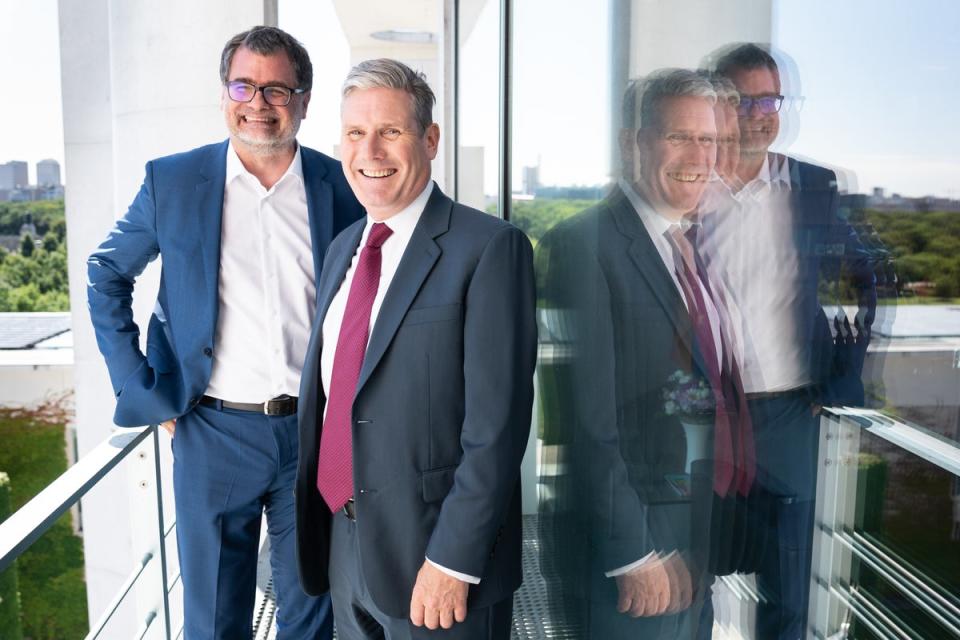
301 90 311 119
424 123 440 160
617 128 636 157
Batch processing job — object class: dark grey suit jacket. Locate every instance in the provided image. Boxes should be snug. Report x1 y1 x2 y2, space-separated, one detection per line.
295 185 537 618
536 187 714 619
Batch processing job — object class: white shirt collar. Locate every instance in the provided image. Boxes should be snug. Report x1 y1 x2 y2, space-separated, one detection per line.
225 141 304 190
618 178 681 237
368 180 434 237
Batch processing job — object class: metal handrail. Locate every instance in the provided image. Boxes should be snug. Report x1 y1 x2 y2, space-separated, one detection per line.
0 424 173 640
822 406 960 477
833 528 960 637
0 425 153 572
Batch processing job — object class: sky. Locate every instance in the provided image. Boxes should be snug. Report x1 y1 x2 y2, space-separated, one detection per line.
1 0 958 198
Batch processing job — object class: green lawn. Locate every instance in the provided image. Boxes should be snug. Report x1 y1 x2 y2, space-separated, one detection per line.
0 408 88 640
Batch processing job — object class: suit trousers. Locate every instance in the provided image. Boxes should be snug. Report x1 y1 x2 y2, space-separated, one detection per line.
172 403 332 639
328 511 514 639
749 391 820 640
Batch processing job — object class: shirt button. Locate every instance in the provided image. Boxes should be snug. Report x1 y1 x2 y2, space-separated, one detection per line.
203 347 213 357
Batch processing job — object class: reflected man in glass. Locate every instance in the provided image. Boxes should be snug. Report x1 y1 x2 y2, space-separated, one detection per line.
537 68 756 639
700 43 879 640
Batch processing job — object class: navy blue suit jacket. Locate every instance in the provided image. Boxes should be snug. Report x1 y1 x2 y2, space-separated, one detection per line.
87 140 364 427
295 186 537 618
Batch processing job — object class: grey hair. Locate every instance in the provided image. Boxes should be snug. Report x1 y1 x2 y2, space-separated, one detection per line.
342 59 436 133
621 68 717 131
702 71 740 107
220 26 313 91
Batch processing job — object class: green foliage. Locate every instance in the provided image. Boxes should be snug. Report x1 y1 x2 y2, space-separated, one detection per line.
0 408 87 639
0 199 69 311
19 235 33 258
855 209 960 300
504 199 599 247
0 473 24 640
0 200 64 237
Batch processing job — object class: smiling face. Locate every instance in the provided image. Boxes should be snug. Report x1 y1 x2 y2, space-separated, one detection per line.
340 87 439 221
221 46 309 156
727 66 780 155
631 95 717 220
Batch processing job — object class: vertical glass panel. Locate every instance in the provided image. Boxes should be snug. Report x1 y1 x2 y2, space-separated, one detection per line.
458 0 501 215
521 1 959 638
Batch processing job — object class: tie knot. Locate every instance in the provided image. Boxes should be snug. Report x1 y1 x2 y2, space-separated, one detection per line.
366 222 393 249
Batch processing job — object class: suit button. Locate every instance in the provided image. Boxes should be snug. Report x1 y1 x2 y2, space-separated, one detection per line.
203 347 212 357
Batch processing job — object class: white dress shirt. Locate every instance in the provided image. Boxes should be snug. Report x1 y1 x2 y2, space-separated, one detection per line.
700 154 810 393
319 182 480 585
205 143 316 403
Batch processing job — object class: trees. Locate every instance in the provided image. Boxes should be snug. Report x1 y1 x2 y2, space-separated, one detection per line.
0 200 69 312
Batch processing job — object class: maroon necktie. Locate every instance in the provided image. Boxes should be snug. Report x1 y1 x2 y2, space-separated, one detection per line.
317 222 393 512
668 226 755 496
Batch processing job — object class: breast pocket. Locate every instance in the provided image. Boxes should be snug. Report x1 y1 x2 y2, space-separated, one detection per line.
402 303 462 326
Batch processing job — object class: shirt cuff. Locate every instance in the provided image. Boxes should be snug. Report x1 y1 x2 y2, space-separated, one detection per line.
604 550 659 577
426 557 481 585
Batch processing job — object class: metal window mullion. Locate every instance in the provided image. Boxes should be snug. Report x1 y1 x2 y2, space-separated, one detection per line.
497 0 512 220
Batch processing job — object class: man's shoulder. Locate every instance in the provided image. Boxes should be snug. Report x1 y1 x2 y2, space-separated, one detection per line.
781 154 838 190
150 140 228 170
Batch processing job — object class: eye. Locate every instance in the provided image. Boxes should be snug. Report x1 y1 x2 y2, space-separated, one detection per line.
665 132 691 145
698 135 717 147
345 129 364 141
381 128 402 141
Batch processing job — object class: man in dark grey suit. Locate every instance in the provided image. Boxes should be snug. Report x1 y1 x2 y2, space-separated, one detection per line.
538 69 743 639
294 58 537 638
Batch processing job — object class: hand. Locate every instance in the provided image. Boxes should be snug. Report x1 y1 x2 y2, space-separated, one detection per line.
661 553 694 614
160 418 176 437
409 560 469 630
615 552 693 617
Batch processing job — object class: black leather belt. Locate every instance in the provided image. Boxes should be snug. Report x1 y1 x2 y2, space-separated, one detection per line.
745 386 812 402
343 498 356 521
200 394 298 416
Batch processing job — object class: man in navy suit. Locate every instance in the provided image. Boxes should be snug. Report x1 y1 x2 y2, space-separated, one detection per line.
294 59 537 639
87 26 363 639
701 43 878 639
537 69 738 639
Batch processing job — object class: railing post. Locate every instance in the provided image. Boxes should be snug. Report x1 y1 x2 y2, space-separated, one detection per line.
152 425 172 640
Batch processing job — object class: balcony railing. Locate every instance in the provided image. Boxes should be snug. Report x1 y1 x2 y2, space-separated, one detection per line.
2 406 959 639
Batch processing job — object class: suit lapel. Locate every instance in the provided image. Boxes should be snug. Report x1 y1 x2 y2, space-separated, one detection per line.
317 221 366 331
356 185 448 394
302 147 333 293
609 188 709 376
195 141 228 331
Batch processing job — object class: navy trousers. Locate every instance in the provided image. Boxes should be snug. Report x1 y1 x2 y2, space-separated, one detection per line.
172 403 332 639
749 391 821 640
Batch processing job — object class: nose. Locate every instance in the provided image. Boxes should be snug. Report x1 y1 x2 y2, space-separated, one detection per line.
248 87 270 109
361 133 386 160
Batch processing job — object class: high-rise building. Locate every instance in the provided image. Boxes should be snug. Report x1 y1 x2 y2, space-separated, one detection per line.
37 159 61 187
522 163 540 195
0 161 29 190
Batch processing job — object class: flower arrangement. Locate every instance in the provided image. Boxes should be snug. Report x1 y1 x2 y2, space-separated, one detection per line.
662 370 714 423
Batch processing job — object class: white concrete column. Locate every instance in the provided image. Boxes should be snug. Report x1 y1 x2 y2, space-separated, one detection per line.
60 1 276 635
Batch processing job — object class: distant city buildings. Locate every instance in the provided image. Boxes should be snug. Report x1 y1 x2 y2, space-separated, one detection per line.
0 158 64 202
37 159 62 188
0 161 29 191
842 186 960 213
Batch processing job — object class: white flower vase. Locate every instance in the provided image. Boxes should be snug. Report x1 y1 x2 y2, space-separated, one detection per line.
680 418 712 473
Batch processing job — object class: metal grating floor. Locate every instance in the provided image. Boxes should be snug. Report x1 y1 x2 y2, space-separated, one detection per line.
252 515 578 639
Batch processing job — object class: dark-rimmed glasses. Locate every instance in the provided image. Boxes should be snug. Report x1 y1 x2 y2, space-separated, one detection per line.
225 81 305 107
737 94 784 116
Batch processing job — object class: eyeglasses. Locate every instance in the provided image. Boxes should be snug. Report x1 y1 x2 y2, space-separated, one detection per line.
737 94 784 116
225 81 305 107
